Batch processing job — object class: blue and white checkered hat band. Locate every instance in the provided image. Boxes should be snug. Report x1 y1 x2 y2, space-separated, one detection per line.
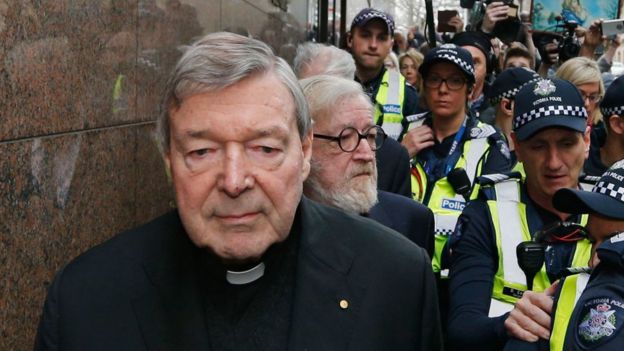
601 105 624 117
353 10 394 32
513 105 587 129
491 79 539 105
437 53 474 75
593 181 624 202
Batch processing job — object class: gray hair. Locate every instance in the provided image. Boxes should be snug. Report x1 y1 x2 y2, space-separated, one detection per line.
157 32 311 152
299 75 372 124
293 42 356 79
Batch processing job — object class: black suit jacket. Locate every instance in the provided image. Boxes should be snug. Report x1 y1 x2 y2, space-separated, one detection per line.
376 137 412 198
35 198 442 351
369 190 435 257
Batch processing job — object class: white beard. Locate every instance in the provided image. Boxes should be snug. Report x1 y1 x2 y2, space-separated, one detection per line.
305 159 378 214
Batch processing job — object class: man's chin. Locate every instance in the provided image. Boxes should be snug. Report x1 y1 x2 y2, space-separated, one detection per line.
358 59 383 71
215 239 275 266
542 178 574 196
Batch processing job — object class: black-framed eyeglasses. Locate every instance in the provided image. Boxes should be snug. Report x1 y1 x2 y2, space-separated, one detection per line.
424 75 467 91
313 125 387 152
580 93 601 104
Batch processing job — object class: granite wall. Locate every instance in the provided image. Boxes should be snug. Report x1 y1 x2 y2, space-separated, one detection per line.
0 0 311 349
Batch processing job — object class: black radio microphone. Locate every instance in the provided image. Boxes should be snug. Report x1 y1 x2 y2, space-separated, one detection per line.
516 242 545 291
447 168 472 202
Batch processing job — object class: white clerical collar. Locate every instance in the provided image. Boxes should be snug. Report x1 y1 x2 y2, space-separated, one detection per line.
226 262 265 285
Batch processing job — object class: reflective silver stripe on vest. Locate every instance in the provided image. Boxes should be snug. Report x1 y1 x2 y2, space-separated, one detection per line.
381 123 404 141
381 70 402 140
489 299 514 317
464 138 488 184
574 273 590 305
386 70 401 105
496 180 526 287
434 208 464 236
488 180 525 317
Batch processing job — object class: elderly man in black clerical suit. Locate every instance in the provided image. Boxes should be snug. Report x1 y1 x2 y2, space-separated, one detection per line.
34 32 442 351
300 74 435 255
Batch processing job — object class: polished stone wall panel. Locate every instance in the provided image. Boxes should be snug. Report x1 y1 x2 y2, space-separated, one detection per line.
134 125 175 224
0 124 172 349
0 0 141 141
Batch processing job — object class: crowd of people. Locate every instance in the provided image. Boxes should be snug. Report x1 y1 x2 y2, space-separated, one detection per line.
34 4 624 351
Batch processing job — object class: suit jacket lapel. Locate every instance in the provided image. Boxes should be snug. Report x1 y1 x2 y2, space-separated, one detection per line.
131 213 212 351
368 193 395 230
289 199 368 350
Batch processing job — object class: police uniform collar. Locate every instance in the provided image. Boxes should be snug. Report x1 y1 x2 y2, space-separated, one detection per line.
423 113 478 144
520 180 582 232
356 66 387 90
596 232 624 270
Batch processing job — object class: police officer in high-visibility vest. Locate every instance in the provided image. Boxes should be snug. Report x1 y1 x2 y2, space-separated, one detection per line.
447 78 593 351
347 8 422 140
402 44 512 275
401 44 512 329
504 159 624 351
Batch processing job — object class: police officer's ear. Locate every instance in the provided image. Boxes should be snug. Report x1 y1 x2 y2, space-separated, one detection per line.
346 30 353 49
607 114 624 136
501 98 514 116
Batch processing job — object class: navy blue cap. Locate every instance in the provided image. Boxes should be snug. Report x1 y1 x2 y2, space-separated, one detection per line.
488 67 540 105
513 78 588 141
553 159 624 220
418 44 475 83
600 75 624 117
451 31 494 73
351 8 395 35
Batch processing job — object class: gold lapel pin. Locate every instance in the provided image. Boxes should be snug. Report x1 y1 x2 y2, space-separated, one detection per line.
339 299 349 309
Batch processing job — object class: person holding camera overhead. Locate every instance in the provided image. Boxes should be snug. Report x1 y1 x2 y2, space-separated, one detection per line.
447 78 595 350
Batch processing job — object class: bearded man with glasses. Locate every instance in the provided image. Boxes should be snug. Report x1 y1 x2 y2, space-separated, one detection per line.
300 74 437 257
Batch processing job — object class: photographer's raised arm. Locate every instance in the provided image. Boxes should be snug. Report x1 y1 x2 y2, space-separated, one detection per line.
578 19 606 59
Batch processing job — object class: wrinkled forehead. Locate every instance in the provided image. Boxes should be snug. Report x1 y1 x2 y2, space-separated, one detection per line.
317 95 373 128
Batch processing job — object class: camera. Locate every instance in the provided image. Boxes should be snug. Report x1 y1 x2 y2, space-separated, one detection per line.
533 12 581 65
465 1 521 44
602 19 624 38
557 14 581 62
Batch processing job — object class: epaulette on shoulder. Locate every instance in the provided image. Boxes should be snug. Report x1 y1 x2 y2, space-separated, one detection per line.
405 111 429 124
596 232 624 270
579 173 601 187
477 171 523 187
468 123 497 139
